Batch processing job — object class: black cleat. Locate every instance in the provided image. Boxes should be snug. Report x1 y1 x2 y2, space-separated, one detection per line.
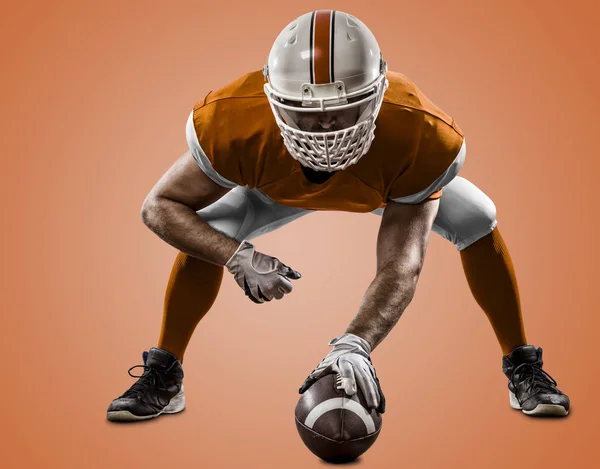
503 345 570 417
107 347 185 422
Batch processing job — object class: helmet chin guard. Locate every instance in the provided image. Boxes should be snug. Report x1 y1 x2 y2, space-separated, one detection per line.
263 10 389 172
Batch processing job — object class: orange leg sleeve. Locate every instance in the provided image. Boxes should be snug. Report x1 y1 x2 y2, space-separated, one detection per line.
460 227 527 355
157 252 223 361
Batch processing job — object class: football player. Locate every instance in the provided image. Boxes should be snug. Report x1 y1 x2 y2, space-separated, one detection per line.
106 10 569 422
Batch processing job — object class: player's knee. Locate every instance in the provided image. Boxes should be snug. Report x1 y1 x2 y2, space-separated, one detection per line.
475 196 497 232
433 177 498 250
456 192 497 250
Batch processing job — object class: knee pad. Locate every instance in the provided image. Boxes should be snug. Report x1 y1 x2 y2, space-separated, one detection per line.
432 176 498 250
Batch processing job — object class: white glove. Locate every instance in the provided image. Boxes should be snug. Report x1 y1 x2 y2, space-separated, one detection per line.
225 240 301 303
298 333 386 413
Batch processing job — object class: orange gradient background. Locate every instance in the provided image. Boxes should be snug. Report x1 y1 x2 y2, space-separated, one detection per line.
1 1 599 468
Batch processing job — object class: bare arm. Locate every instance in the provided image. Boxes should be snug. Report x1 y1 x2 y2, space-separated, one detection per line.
141 150 240 266
345 198 440 350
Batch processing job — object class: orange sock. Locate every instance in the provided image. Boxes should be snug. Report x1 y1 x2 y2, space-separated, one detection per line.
157 252 223 361
460 227 527 355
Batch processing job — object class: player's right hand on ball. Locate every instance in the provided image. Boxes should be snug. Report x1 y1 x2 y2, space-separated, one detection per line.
298 333 386 414
225 240 301 304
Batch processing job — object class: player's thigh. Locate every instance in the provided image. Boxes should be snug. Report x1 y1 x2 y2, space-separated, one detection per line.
371 176 497 250
197 186 313 241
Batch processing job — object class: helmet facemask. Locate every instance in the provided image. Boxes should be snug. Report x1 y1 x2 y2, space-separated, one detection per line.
264 73 388 172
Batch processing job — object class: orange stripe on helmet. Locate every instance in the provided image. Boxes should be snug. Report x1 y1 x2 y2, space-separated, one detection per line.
312 10 333 84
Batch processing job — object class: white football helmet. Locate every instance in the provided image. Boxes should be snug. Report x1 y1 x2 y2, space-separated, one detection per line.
263 10 388 172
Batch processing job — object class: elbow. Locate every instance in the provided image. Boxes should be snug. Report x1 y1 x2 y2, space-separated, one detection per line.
379 259 424 302
379 256 424 282
401 261 424 294
140 194 160 229
399 264 421 302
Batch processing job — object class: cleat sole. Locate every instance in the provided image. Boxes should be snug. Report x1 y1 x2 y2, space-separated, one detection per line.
509 390 568 416
107 386 186 422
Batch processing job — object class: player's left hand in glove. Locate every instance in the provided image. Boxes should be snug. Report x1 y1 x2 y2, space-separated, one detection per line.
225 240 301 304
298 333 386 413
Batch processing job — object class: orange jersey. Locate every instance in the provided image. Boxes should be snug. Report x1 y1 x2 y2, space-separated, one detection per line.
190 70 464 212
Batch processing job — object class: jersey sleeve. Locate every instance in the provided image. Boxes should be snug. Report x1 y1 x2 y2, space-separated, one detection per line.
185 100 244 188
388 121 466 205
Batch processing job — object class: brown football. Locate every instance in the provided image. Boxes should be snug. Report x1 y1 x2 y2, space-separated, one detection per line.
294 373 382 463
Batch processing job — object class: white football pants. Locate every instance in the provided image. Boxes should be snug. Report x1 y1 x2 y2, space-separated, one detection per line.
196 176 497 251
